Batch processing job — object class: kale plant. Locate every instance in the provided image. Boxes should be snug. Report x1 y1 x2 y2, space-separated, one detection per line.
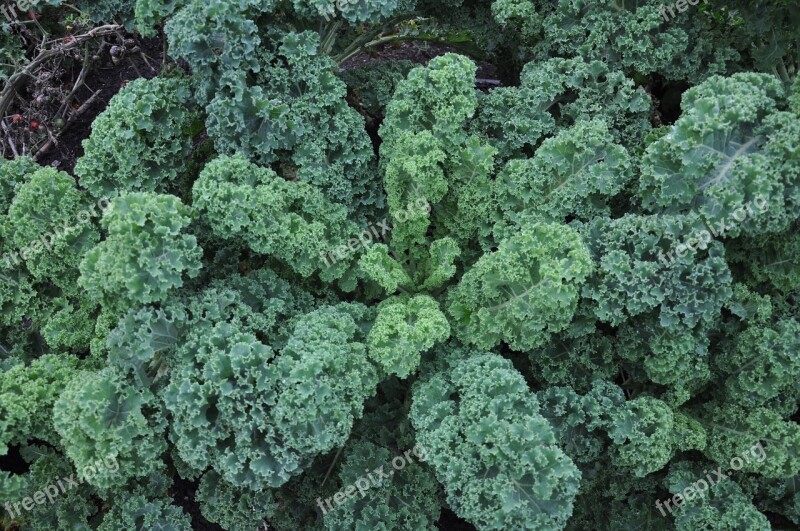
1 1 800 530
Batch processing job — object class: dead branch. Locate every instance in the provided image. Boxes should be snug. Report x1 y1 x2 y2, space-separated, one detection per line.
55 45 91 120
1 120 19 158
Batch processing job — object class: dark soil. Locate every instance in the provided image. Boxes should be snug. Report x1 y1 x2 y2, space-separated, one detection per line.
438 508 478 530
646 74 691 126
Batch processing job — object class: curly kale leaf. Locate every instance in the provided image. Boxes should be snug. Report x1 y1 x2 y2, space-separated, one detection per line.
78 192 202 312
518 0 739 82
192 154 356 281
206 31 381 216
494 118 633 237
580 214 733 329
98 493 191 530
640 73 800 237
366 294 450 378
381 54 497 248
322 440 441 530
163 304 379 490
75 75 201 199
0 354 81 454
717 318 800 407
53 368 168 491
411 352 581 530
196 470 276 531
4 166 101 284
448 222 593 351
471 57 652 161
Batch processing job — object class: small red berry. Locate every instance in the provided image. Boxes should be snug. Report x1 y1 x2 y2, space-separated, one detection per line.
63 35 75 44
30 120 40 130
10 114 23 124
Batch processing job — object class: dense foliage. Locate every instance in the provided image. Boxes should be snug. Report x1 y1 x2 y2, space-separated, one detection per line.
2 1 800 530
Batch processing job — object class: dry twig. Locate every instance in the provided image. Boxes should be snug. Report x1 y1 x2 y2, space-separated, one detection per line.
1 120 19 157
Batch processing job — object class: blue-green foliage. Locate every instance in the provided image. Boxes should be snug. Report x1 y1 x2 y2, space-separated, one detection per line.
78 192 202 314
196 470 277 531
3 1 800 529
206 32 381 216
53 367 168 491
322 440 442 530
162 303 380 490
411 352 581 530
97 493 191 530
